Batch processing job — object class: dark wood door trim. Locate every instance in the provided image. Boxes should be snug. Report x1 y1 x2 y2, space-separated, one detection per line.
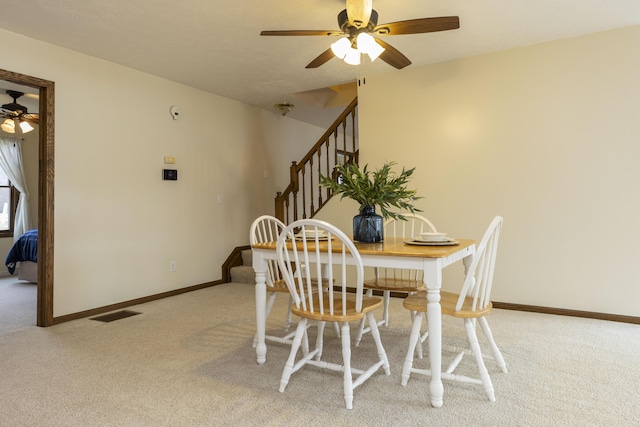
0 68 54 326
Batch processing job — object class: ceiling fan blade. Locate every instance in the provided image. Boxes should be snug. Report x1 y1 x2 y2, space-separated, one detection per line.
375 38 411 69
305 48 335 69
0 108 17 117
374 16 460 36
23 114 39 125
260 30 343 37
346 0 372 28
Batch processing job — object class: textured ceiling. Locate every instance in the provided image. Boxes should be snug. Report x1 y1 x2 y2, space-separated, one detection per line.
1 0 639 127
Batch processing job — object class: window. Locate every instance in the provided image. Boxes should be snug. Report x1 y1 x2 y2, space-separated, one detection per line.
0 168 17 237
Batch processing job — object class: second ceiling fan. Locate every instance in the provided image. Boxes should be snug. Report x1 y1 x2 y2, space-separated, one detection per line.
0 90 39 134
260 0 460 70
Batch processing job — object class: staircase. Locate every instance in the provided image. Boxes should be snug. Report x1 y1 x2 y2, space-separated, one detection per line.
222 98 359 284
229 248 255 284
274 97 358 224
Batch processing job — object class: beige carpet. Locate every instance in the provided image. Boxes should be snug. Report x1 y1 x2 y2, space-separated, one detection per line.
0 275 37 335
1 282 639 426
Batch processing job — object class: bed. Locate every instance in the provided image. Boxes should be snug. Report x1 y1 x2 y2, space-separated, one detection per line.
5 228 38 283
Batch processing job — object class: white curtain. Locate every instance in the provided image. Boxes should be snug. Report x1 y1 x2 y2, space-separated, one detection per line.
0 137 31 241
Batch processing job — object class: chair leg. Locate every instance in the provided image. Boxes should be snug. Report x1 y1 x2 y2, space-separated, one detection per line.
332 321 341 337
354 316 366 346
301 324 310 357
401 310 424 386
315 321 326 361
340 321 354 410
265 291 277 318
478 317 507 373
354 288 372 346
366 312 391 375
279 318 308 393
355 289 386 347
464 318 495 402
410 310 425 359
382 290 391 327
284 296 293 332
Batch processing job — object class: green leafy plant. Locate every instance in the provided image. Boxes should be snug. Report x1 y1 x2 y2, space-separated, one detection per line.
319 161 423 220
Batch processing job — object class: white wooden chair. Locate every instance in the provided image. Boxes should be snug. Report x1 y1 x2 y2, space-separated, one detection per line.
250 215 340 349
400 216 507 402
276 219 390 410
250 215 296 347
356 213 437 347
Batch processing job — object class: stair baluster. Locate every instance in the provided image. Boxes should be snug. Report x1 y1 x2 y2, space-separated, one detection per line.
275 97 358 224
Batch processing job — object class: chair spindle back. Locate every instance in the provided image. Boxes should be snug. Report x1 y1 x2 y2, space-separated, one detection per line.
456 216 503 312
250 215 286 288
276 219 364 317
377 213 437 282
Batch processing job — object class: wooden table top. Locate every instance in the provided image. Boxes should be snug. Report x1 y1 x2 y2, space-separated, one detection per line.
252 237 475 259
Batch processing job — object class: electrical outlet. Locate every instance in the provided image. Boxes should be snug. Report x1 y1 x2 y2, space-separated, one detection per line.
169 261 176 272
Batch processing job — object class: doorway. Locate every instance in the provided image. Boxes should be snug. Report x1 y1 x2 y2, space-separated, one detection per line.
0 68 54 327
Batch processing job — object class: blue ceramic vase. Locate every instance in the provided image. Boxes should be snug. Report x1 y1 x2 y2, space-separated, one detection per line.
353 205 383 243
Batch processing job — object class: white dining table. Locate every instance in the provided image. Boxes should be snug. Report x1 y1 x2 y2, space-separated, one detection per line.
251 236 475 408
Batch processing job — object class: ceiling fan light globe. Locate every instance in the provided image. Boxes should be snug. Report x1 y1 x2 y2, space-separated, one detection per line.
356 32 375 53
1 118 15 133
366 41 385 62
344 47 361 65
330 37 351 59
19 120 34 133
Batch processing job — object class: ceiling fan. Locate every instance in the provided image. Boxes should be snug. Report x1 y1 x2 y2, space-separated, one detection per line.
260 0 459 70
1 90 39 134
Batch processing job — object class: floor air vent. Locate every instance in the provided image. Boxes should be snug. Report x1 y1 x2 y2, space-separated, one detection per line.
90 310 141 323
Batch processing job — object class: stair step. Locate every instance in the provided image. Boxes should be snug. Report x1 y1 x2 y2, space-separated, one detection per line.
241 249 252 266
230 265 255 284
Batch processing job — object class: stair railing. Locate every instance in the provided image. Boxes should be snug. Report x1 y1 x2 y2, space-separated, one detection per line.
275 97 358 224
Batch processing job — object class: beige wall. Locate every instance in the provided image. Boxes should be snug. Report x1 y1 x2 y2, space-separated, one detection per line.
0 28 321 317
323 25 640 317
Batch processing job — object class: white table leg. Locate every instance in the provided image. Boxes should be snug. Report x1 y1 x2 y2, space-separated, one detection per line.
253 253 267 365
426 288 443 408
424 259 444 408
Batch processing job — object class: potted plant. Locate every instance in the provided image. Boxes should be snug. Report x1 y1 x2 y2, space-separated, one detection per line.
319 161 422 243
